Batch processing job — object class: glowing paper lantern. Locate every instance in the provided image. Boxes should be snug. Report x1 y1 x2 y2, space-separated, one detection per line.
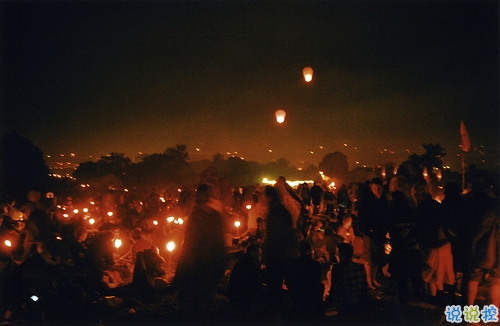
275 109 286 123
166 241 175 252
303 66 313 82
114 238 122 249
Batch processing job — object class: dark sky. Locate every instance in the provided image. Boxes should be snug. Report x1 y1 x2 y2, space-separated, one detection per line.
2 1 499 171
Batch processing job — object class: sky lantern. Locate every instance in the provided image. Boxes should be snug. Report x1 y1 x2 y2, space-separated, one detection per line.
275 109 286 123
302 66 313 82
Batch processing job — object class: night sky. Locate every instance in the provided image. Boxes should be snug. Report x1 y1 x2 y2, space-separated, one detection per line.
2 1 499 172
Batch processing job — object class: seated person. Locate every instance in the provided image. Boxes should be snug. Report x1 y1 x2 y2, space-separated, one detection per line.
286 240 325 322
330 243 370 322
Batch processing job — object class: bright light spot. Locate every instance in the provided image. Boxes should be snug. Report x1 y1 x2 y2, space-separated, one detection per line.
114 238 122 249
31 295 39 302
302 66 313 82
56 236 62 240
268 149 272 152
160 197 165 203
153 220 158 226
275 109 286 123
83 208 89 213
4 240 12 247
90 201 95 205
167 216 175 223
234 221 241 228
177 218 184 225
166 241 175 252
73 209 79 214
89 218 95 225
344 143 347 147
310 151 314 154
107 212 113 217
196 148 200 152
246 204 252 210
63 214 69 218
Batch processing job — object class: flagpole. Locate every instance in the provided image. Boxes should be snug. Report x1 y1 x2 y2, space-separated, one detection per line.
460 120 470 192
461 151 465 191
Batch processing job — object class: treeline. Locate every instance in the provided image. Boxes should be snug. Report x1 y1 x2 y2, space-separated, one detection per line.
3 130 496 204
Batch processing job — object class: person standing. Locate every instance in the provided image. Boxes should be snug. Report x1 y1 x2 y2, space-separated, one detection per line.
310 182 324 216
173 183 227 318
357 178 390 289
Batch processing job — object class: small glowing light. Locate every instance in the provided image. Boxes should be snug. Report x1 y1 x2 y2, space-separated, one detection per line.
83 208 89 213
31 295 39 302
166 241 175 252
5 240 12 247
114 238 122 249
90 201 95 205
56 236 62 241
63 214 69 218
167 216 175 223
246 204 252 210
153 220 158 226
160 197 165 203
234 221 241 228
196 148 200 152
124 189 129 192
107 212 113 217
73 209 79 214
302 66 313 82
177 218 184 225
275 109 286 123
89 218 95 225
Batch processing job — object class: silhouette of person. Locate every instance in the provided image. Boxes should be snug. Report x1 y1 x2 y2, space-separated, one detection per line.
172 183 227 318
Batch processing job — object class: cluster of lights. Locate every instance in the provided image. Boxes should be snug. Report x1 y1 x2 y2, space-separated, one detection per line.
166 216 184 225
261 178 315 188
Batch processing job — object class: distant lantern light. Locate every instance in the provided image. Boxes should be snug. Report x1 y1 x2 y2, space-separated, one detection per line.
166 241 175 252
89 218 95 225
114 238 122 249
153 220 158 226
303 66 313 82
5 240 12 247
107 211 113 217
167 216 175 223
275 110 286 123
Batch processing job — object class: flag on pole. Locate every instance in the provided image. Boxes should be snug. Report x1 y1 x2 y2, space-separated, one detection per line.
460 120 471 152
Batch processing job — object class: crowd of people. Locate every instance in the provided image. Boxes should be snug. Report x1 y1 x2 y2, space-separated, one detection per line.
0 163 498 325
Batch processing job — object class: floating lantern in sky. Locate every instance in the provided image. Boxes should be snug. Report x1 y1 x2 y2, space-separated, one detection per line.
303 66 313 82
275 109 286 123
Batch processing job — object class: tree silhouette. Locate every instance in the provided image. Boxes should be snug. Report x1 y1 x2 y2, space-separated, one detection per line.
319 151 349 184
0 130 50 202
